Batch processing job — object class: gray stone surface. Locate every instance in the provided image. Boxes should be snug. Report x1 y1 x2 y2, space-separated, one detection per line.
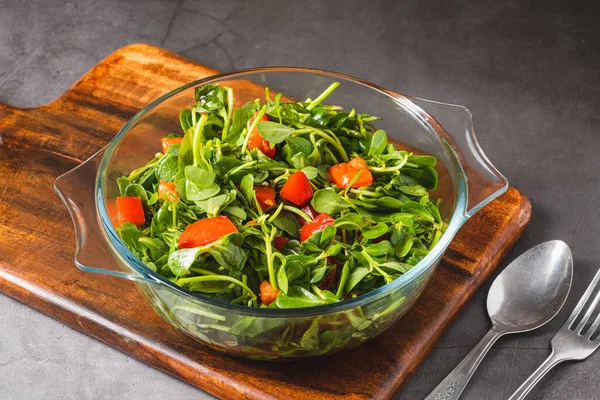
1 0 599 399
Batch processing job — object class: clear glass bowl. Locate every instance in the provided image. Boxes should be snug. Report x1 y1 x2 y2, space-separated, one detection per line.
55 68 508 360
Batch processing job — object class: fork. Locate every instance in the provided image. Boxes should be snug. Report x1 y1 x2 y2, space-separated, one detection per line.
508 268 600 400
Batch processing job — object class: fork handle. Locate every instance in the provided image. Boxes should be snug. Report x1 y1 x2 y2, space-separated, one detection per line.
425 327 505 400
508 349 567 400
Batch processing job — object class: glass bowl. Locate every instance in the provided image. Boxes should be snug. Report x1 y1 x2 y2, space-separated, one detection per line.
55 68 507 360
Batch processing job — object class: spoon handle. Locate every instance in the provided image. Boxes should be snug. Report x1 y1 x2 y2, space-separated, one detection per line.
425 327 505 400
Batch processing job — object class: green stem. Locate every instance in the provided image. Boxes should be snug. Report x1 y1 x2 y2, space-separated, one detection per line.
293 128 349 162
241 105 267 154
368 155 408 173
189 267 217 275
271 170 291 186
192 114 209 169
360 250 393 284
226 160 257 177
127 159 159 181
267 203 284 223
221 87 234 140
177 275 257 300
306 82 339 111
282 205 312 222
311 284 326 301
265 227 278 289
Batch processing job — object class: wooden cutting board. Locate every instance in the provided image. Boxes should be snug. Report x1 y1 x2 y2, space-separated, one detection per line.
0 44 531 400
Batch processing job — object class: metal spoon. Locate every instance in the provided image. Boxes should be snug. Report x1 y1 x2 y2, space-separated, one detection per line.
425 240 573 400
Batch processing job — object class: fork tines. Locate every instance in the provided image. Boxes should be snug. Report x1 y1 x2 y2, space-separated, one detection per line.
566 268 600 339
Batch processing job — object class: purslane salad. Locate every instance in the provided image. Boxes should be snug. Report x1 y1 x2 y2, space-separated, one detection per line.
115 82 445 309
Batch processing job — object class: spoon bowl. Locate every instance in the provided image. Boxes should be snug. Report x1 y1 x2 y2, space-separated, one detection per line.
488 240 573 332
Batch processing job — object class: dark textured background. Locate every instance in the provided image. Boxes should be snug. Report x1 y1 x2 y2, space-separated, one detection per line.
1 0 599 399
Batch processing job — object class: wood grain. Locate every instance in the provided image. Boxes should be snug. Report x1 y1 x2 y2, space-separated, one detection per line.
0 44 531 400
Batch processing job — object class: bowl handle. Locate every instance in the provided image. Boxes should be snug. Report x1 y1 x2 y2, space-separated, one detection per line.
54 149 157 285
405 96 509 218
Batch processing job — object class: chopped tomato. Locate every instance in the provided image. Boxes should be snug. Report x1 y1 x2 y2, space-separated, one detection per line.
158 180 180 202
329 157 373 188
178 216 238 249
273 236 289 250
260 280 280 306
161 137 183 153
116 196 145 226
247 112 276 158
254 185 276 210
297 204 319 226
299 213 335 242
280 171 313 206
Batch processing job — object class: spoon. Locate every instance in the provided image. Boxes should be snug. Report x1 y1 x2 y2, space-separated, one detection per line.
425 240 573 400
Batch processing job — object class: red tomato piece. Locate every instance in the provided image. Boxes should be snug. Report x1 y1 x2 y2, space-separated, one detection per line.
116 196 145 226
260 280 280 306
329 157 373 188
247 132 276 158
158 180 180 202
297 204 319 226
178 216 238 249
273 236 289 250
161 137 183 153
254 185 276 210
247 112 276 158
299 213 335 242
280 171 313 206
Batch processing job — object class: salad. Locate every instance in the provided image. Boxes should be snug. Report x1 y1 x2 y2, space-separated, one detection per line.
115 82 445 310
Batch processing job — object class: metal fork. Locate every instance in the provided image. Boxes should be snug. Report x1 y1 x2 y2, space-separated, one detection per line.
508 268 600 400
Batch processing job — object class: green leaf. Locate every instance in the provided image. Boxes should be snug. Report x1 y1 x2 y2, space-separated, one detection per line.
123 184 148 204
402 201 435 223
195 83 226 112
277 265 289 294
179 109 192 132
168 247 202 277
178 127 195 169
286 262 305 282
138 237 169 261
364 240 394 258
311 188 352 214
375 196 404 210
195 193 229 214
156 155 179 182
368 129 387 156
240 174 258 212
207 241 246 270
257 121 294 144
151 203 172 236
346 267 370 292
319 225 336 247
271 286 325 308
408 155 437 167
285 136 313 156
117 176 129 196
310 264 328 283
186 181 220 201
300 319 320 349
223 205 247 220
400 184 429 197
271 211 301 238
362 223 388 239
301 166 319 180
184 166 215 188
